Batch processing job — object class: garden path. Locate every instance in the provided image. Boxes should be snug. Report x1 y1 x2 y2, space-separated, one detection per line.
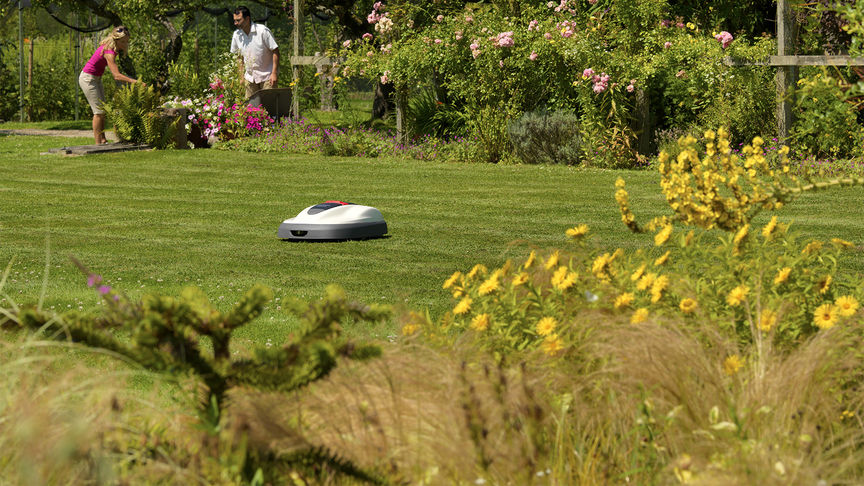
0 129 117 141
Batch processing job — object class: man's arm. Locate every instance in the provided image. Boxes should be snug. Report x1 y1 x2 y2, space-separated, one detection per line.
270 47 279 87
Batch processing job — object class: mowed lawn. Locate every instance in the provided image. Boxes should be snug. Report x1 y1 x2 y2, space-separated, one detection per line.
3 134 864 344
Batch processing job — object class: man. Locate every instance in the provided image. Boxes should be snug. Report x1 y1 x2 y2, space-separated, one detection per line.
230 6 279 99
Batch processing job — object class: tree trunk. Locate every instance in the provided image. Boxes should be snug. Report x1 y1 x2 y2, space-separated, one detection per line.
373 82 395 119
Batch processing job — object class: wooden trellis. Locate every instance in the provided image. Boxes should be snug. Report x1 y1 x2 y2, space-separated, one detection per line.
289 0 409 142
725 1 864 142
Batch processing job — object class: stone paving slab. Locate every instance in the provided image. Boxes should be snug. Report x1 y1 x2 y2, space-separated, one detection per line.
41 142 151 155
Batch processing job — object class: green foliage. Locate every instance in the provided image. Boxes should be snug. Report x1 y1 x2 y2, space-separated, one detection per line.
407 88 468 138
508 110 582 165
0 45 19 121
7 269 390 484
790 70 864 160
166 59 209 100
103 82 177 148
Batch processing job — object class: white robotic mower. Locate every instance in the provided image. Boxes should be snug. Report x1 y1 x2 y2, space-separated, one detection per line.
278 201 388 241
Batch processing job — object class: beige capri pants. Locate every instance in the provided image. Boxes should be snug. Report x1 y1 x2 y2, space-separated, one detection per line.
78 71 106 115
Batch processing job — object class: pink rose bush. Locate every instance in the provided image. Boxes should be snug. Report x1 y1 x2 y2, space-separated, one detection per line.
714 30 733 48
336 1 771 166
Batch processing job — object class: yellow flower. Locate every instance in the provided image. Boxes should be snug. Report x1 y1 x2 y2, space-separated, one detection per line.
758 308 777 332
443 271 461 289
523 250 536 269
550 266 568 287
636 272 657 291
556 271 577 291
566 224 589 239
762 216 778 239
536 316 558 336
802 241 823 255
544 250 559 270
654 224 673 246
813 303 838 329
654 250 671 266
478 271 501 295
452 289 463 298
835 295 859 317
401 323 420 335
817 275 832 295
679 298 698 314
591 252 611 276
470 313 490 331
631 307 649 324
774 267 791 286
650 275 669 303
467 264 487 279
724 355 744 376
511 272 529 287
453 297 472 315
542 334 564 356
614 292 635 309
733 224 750 246
631 263 647 282
831 238 854 248
683 230 695 247
726 285 749 307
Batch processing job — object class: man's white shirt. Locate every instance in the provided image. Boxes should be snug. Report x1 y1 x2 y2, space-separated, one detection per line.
230 23 278 83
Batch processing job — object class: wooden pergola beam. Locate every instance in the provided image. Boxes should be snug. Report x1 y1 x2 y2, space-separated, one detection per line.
724 55 864 67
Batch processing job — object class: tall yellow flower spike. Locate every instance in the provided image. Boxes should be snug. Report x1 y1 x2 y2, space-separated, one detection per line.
611 129 864 234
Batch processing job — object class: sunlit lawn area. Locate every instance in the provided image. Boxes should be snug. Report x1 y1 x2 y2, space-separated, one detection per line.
3 133 864 345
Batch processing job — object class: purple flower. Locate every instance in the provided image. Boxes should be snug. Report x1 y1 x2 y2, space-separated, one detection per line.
87 274 102 287
98 285 112 295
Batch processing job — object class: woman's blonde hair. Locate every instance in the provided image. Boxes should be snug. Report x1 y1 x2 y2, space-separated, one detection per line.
99 26 130 53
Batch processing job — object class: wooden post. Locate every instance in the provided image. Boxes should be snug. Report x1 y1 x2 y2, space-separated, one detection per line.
395 86 408 145
292 0 303 120
776 0 797 143
27 37 33 88
635 88 651 155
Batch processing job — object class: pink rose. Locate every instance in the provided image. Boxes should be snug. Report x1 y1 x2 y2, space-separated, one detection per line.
436 14 444 22
664 41 672 49
714 31 733 49
582 68 594 78
434 38 442 44
363 33 373 40
342 40 352 48
529 51 538 61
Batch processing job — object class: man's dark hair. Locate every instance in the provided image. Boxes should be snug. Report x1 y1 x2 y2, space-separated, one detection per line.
234 6 251 19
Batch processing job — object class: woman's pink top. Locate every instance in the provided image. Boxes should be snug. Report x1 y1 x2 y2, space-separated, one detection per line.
82 45 116 77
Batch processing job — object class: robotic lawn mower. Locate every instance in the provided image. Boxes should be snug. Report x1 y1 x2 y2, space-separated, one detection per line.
278 201 388 241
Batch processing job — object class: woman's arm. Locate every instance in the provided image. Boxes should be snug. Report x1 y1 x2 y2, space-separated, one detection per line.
104 52 141 85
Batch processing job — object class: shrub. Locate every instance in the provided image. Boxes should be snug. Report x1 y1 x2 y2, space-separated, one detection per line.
5 268 390 485
508 110 582 165
790 70 864 160
103 83 178 148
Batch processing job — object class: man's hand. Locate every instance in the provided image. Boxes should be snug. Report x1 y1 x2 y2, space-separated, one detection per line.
269 72 278 88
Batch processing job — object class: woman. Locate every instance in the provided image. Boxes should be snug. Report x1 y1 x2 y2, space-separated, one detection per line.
78 26 143 145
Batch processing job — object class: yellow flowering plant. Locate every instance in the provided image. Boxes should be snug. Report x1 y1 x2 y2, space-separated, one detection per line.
407 129 864 357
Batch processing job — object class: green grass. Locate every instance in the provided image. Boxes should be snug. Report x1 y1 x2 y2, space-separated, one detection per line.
3 133 864 345
303 95 375 128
